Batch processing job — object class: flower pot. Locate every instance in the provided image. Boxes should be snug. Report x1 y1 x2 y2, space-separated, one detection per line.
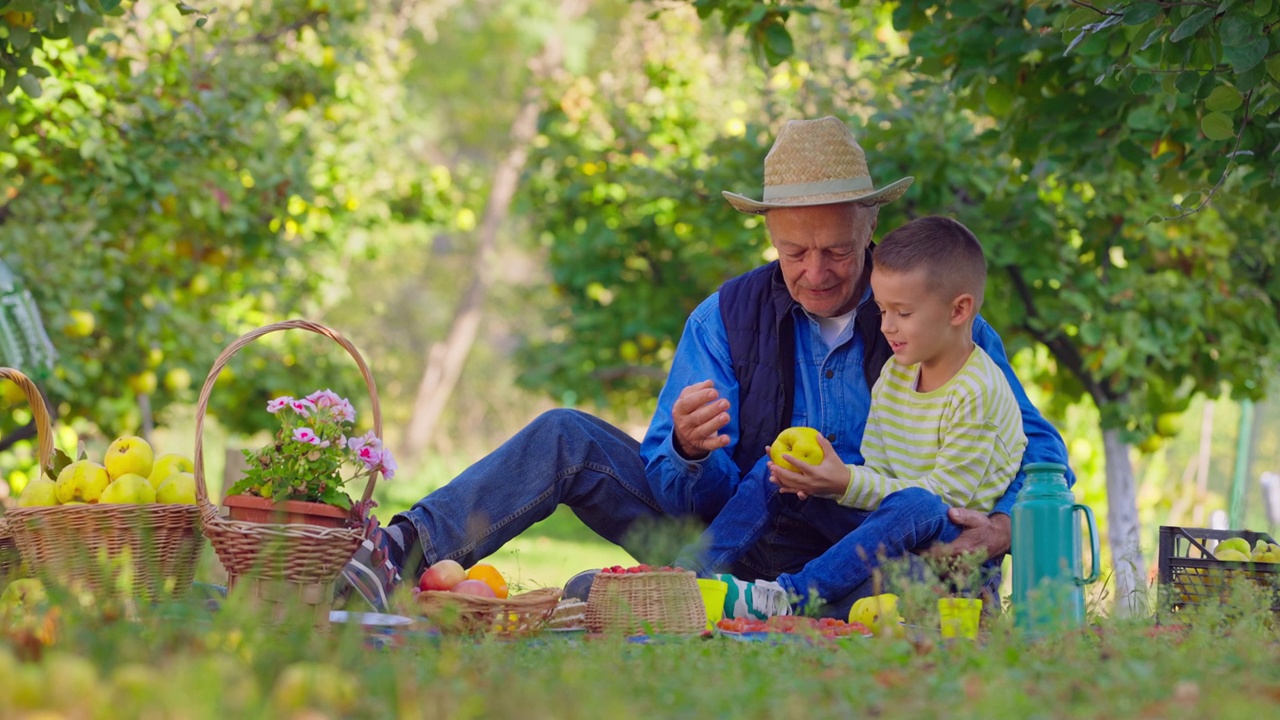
222 494 351 529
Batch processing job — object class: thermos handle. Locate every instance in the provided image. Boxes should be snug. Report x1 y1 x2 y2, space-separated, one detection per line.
1073 503 1100 586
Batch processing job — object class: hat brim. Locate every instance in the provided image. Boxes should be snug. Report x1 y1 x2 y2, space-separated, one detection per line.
723 176 914 215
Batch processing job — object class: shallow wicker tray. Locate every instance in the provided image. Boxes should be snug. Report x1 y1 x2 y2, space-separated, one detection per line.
585 570 705 635
416 587 562 636
1 367 202 599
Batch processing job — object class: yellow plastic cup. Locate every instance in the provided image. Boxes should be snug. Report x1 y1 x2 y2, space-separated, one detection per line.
938 597 983 639
697 579 729 630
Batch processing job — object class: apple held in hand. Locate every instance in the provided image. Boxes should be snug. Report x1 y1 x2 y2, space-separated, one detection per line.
418 559 467 592
769 426 825 472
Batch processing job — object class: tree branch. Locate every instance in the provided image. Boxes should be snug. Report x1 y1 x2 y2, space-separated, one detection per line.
1161 89 1254 221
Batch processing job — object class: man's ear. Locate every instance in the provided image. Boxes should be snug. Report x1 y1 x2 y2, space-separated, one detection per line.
950 294 976 325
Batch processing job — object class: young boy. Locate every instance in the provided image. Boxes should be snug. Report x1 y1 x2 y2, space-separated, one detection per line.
675 215 1028 618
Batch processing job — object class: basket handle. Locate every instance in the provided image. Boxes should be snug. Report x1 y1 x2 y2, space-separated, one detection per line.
192 320 384 515
0 367 55 483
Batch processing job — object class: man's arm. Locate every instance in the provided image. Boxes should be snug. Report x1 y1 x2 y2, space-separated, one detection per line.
639 294 745 517
940 317 1071 559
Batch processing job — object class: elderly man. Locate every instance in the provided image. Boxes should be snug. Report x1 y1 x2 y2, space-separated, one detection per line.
341 117 1072 614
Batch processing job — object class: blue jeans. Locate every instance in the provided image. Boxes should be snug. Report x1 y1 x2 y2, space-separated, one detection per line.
393 409 991 616
677 471 963 609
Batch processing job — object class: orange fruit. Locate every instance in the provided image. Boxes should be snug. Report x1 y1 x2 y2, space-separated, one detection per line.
465 563 508 599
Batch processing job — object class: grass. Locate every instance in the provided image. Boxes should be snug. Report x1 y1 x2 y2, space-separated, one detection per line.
4 574 1280 718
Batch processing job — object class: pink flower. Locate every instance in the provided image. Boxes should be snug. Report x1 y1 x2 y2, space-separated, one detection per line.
293 427 321 445
306 389 344 407
267 397 294 414
336 435 348 448
350 431 385 471
289 398 317 417
379 449 397 480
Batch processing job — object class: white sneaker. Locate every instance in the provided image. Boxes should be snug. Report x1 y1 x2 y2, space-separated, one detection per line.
716 574 792 620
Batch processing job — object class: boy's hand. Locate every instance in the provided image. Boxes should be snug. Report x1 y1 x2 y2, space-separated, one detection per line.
768 434 849 500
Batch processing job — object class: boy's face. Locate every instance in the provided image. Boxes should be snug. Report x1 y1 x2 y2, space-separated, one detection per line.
766 203 877 318
870 267 966 367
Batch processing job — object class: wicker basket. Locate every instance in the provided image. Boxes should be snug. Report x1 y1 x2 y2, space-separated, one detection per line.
585 570 705 635
416 587 562 636
0 519 19 580
0 367 203 599
193 320 382 628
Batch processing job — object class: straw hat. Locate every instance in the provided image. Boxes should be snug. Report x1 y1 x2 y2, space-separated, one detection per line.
723 116 914 214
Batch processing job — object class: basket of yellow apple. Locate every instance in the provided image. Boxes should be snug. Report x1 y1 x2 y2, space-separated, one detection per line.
1 367 204 600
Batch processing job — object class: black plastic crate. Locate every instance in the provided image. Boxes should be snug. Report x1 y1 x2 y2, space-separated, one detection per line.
1157 525 1280 613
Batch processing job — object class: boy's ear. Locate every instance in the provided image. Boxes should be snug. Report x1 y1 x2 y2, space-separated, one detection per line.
950 293 976 325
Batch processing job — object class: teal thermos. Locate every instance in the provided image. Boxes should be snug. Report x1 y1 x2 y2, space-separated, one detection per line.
1011 462 1100 636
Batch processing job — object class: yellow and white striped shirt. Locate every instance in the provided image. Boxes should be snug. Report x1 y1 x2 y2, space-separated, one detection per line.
839 347 1027 512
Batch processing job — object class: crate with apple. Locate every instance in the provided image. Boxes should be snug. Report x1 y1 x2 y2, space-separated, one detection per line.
0 367 203 600
414 559 561 636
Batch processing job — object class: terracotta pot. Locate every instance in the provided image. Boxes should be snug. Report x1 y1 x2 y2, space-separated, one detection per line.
222 494 351 529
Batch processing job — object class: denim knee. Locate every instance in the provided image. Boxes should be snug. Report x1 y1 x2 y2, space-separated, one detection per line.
879 486 948 514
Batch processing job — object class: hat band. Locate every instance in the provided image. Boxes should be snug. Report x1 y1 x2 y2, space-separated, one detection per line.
762 176 874 201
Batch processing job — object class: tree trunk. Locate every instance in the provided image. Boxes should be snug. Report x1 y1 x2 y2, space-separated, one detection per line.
400 0 589 464
1102 427 1146 616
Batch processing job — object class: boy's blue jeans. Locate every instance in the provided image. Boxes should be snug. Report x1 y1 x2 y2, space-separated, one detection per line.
677 470 964 610
391 408 989 616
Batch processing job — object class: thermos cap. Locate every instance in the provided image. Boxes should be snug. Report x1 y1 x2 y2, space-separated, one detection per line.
1023 462 1068 475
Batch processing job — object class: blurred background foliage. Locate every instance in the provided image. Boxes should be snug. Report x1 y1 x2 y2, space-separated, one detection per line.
2 0 1280 601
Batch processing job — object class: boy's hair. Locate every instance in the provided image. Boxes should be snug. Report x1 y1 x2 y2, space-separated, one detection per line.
872 216 986 306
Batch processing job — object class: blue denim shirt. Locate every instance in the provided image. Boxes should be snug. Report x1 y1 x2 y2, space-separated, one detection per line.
640 288 1072 519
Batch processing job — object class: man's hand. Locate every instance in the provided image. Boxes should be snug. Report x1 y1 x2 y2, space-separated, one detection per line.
671 380 731 460
930 509 1012 561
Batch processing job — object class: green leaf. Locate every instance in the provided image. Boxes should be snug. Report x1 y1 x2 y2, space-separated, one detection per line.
1123 3 1162 25
762 22 793 64
16 73 41 99
1201 112 1235 140
1218 13 1259 47
1140 27 1166 51
1268 55 1280 83
1205 85 1243 111
1130 72 1155 94
1169 9 1215 43
1175 70 1201 94
46 448 73 482
1224 37 1269 73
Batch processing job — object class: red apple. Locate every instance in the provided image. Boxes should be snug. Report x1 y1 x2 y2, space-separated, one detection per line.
451 579 497 598
418 559 467 592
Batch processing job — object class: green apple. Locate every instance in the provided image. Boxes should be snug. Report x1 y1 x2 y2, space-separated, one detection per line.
1214 548 1250 562
1217 537 1251 557
148 453 194 490
54 460 110 504
0 578 48 611
99 474 156 504
156 472 197 505
769 426 825 471
105 435 154 480
17 477 60 507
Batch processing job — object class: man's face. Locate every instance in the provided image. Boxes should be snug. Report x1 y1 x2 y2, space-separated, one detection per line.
766 203 877 317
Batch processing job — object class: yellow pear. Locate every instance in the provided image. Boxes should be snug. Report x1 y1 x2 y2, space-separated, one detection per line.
0 578 47 610
99 474 156 504
54 460 110 503
147 453 194 490
849 592 905 637
769 426 825 471
17 477 59 507
156 472 197 505
1214 548 1250 562
1217 537 1251 556
104 436 154 481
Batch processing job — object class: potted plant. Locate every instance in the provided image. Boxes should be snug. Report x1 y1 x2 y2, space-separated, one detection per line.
222 389 397 528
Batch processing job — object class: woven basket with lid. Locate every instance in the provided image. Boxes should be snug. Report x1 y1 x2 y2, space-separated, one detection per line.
193 320 384 629
0 367 203 598
585 569 706 635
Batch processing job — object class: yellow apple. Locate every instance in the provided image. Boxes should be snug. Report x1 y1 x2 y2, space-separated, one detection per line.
148 453 194 490
271 662 357 715
105 436 154 480
849 592 905 638
17 477 60 507
99 474 156 504
769 426 825 471
156 472 197 505
54 460 110 503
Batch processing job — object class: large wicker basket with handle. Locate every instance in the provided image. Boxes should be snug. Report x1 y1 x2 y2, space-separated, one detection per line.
0 367 203 598
193 320 383 629
585 569 706 635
